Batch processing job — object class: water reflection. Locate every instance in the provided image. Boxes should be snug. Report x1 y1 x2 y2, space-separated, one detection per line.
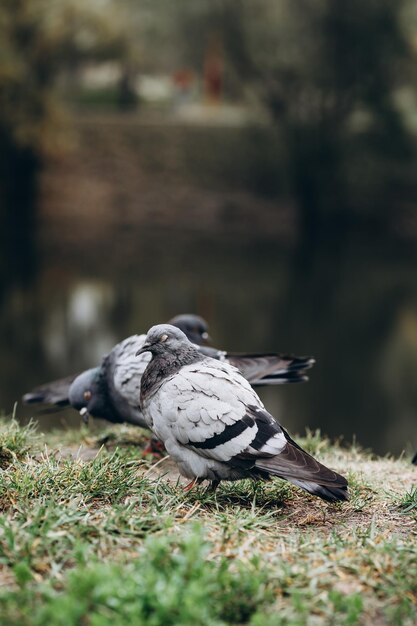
0 122 416 456
43 282 117 366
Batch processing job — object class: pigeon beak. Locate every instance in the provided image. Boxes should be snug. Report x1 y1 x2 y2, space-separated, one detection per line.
136 343 152 356
201 332 211 344
79 407 89 424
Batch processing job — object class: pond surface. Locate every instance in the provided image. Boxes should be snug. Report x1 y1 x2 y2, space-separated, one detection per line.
1 116 417 456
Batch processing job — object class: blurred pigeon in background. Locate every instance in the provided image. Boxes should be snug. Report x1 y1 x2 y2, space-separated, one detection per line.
168 314 211 345
174 314 315 385
137 324 348 502
23 313 314 428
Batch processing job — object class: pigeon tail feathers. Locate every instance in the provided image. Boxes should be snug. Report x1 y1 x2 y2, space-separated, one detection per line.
22 375 78 407
253 437 348 503
287 479 349 502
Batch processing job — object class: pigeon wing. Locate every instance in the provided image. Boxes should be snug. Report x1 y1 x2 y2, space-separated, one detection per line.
225 353 315 385
105 334 150 426
157 360 287 462
197 347 315 385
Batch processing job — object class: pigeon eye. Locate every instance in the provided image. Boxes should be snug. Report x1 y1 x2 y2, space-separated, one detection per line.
83 390 92 401
160 334 168 343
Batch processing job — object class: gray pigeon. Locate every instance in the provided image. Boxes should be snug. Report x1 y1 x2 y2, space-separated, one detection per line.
154 314 316 385
23 314 314 428
137 324 348 502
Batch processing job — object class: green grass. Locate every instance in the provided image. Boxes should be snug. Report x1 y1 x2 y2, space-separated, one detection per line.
398 486 417 517
0 417 39 468
0 418 416 625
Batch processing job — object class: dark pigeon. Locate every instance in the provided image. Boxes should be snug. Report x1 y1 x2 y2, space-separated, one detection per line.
168 314 210 345
23 314 314 428
137 324 348 502
171 314 315 385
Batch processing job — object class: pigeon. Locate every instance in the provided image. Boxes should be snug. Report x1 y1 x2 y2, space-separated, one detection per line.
136 324 348 502
23 314 314 429
168 314 211 345
171 315 316 385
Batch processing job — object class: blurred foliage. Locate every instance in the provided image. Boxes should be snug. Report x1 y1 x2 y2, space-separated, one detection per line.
137 0 416 127
219 0 413 125
0 0 133 273
1 0 416 164
1 0 417 238
0 0 129 158
173 0 417 224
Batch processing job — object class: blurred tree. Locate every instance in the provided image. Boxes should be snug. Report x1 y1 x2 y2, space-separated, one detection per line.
0 0 131 288
172 0 417 438
219 0 416 245
0 0 129 159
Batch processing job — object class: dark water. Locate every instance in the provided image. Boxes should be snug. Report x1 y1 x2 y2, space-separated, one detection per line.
1 117 417 456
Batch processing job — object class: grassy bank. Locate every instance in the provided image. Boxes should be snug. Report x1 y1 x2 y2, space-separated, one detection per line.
0 418 416 625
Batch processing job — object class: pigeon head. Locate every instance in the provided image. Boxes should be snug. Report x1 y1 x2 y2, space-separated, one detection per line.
136 324 193 357
68 367 113 423
168 314 210 345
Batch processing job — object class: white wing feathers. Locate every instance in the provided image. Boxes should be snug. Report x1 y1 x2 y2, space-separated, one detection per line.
110 334 151 405
152 359 287 463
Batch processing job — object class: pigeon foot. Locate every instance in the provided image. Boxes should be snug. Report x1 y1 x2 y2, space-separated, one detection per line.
206 479 220 493
142 438 165 458
183 477 199 492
